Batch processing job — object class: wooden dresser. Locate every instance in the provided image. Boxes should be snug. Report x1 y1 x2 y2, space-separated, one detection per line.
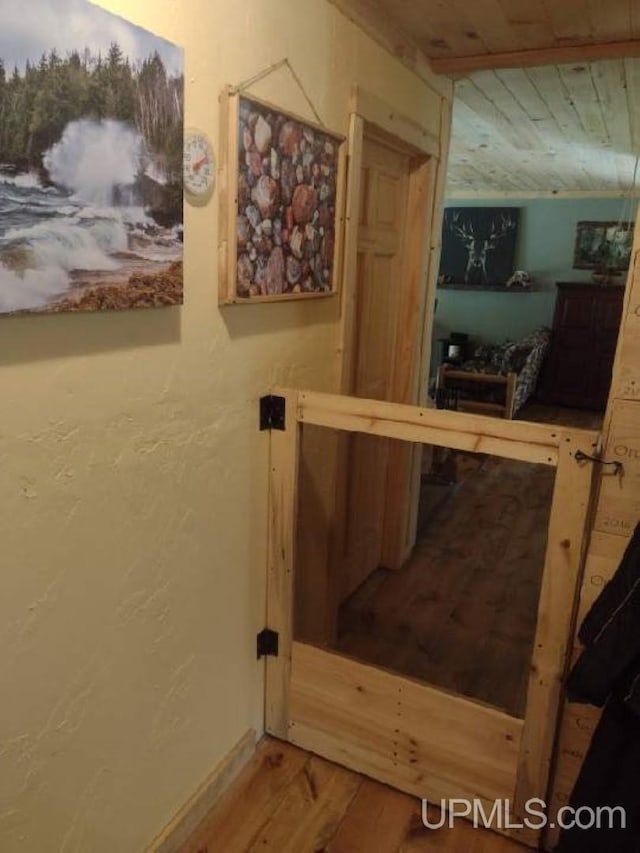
544 282 624 410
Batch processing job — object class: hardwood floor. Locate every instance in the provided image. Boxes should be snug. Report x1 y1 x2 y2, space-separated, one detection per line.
335 451 554 717
183 738 526 853
517 401 603 430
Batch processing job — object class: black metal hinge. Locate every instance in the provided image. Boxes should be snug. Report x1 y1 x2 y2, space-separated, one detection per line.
259 395 286 431
257 628 279 659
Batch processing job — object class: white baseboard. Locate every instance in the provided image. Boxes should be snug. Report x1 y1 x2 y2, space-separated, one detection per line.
148 728 257 853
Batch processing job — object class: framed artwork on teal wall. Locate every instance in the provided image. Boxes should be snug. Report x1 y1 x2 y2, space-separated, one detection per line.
573 221 634 272
440 207 520 287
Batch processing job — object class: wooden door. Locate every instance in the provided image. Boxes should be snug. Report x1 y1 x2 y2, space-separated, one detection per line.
340 135 411 599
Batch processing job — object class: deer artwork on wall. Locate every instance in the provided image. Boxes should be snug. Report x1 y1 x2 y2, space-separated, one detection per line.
447 210 518 285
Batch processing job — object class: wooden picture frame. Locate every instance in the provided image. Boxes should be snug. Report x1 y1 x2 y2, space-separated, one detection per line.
218 88 346 304
573 220 634 272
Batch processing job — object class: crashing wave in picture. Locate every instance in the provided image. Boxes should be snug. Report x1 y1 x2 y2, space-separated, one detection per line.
0 0 184 315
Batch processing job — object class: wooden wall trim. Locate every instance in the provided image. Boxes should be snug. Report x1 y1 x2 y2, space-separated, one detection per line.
546 531 629 849
447 190 640 201
546 217 640 848
327 0 453 100
431 39 640 76
265 388 300 739
338 114 365 396
406 94 452 553
593 235 640 537
611 247 640 405
381 154 434 568
593 399 640 537
350 85 440 158
217 86 238 306
418 94 452 402
148 729 256 853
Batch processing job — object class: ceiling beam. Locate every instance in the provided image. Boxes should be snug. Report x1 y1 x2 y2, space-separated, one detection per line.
431 40 640 76
446 189 640 200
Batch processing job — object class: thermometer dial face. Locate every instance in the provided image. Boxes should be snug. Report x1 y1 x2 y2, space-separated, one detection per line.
184 131 215 197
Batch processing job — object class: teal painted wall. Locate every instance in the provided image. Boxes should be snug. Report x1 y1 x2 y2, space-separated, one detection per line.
433 197 632 349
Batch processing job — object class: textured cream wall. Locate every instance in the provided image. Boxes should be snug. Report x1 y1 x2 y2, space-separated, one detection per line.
0 2 444 850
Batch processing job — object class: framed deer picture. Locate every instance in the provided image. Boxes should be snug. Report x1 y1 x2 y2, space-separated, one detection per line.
439 207 520 288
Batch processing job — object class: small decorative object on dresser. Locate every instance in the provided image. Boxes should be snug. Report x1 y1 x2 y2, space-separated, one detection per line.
506 270 532 289
543 282 624 410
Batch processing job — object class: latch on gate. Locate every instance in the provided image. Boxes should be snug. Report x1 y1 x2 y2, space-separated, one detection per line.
257 628 279 659
575 449 624 476
259 395 286 431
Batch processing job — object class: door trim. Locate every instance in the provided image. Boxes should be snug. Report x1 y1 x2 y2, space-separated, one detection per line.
350 85 441 158
337 89 452 573
339 87 446 399
265 387 598 845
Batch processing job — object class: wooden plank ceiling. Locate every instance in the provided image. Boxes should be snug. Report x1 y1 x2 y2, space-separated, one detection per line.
332 1 640 194
448 59 640 195
372 0 640 62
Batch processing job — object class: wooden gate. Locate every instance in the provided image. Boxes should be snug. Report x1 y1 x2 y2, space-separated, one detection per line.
264 388 598 845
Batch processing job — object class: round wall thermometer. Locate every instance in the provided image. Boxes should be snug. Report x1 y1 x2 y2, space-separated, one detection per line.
184 130 215 198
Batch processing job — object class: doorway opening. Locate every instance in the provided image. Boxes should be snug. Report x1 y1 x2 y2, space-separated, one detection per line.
271 62 638 844
335 445 554 718
429 58 638 434
299 435 556 719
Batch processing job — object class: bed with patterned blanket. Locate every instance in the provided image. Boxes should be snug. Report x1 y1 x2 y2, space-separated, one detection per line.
436 328 551 419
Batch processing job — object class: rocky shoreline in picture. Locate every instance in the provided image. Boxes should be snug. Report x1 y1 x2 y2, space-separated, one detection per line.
0 0 184 316
235 96 341 298
0 156 184 315
42 261 183 313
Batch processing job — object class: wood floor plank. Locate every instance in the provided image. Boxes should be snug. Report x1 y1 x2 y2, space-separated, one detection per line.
399 805 524 851
181 739 308 853
336 453 553 716
247 754 361 852
325 778 416 852
184 738 526 853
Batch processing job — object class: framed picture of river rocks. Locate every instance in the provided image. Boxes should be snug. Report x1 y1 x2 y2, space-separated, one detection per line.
219 90 345 303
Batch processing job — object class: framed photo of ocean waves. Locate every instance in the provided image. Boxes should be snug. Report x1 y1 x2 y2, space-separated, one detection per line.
0 0 184 315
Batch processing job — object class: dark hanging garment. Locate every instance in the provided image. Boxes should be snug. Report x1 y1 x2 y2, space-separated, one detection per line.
555 522 640 853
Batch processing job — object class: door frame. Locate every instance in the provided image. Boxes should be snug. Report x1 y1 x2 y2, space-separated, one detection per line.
339 85 443 401
265 388 598 846
337 86 451 570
